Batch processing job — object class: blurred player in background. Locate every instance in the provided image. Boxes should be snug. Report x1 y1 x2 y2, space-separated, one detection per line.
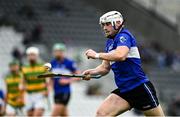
21 47 48 116
83 11 164 116
50 43 80 116
0 89 5 116
4 60 24 116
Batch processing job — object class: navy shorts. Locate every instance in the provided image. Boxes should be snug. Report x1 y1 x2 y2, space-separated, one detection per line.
111 81 159 111
54 93 71 106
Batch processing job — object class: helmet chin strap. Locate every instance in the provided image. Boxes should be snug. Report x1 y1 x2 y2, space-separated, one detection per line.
112 20 125 31
112 21 118 30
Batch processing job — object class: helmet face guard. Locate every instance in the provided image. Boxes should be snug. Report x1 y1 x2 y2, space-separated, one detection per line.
99 11 124 30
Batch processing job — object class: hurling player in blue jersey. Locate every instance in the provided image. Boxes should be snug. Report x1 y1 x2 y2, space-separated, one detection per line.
83 11 164 116
50 43 80 116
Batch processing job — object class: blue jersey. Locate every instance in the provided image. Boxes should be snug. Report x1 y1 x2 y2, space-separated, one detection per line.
51 58 77 94
105 28 149 93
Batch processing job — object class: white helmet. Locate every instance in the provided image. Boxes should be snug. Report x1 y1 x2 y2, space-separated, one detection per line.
26 47 39 55
99 11 124 27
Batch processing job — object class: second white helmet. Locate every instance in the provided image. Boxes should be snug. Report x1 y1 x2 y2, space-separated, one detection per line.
26 47 39 55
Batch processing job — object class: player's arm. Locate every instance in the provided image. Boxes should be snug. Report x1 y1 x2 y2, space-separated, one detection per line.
99 46 129 61
20 68 27 91
86 46 129 61
19 75 26 91
71 70 81 81
43 62 54 91
48 79 55 92
86 34 131 61
42 67 50 96
4 80 8 108
59 70 81 85
83 60 110 77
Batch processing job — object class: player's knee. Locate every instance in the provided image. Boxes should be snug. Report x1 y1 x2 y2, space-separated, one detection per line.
6 113 16 116
96 109 110 116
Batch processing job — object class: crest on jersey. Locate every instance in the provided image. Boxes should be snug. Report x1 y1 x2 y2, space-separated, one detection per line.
119 36 126 43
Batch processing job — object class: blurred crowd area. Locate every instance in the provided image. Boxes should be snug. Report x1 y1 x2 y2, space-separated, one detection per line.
132 0 180 25
0 0 180 116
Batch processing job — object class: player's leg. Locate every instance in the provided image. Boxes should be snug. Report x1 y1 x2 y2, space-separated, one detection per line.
0 99 5 115
27 109 34 116
62 107 69 116
0 106 4 116
25 93 34 116
96 93 131 116
51 104 65 116
16 107 25 116
6 104 16 116
61 93 70 116
33 108 44 116
134 81 165 116
51 93 70 116
33 93 46 116
143 105 164 116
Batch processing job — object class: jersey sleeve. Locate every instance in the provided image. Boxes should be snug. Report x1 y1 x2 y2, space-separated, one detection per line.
69 61 78 72
115 33 131 49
